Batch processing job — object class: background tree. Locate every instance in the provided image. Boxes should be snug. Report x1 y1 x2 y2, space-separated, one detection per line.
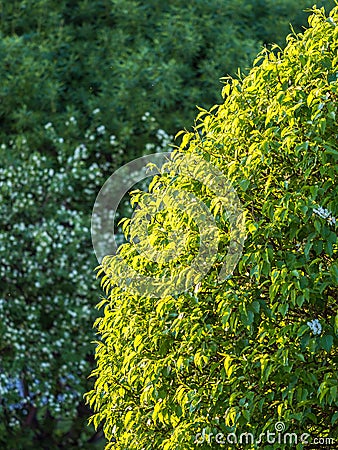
0 0 335 448
87 4 338 449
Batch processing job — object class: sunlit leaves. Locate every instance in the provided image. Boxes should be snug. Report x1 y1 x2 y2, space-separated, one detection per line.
88 4 338 450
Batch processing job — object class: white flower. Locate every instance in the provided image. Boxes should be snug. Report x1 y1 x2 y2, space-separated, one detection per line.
313 205 336 226
156 129 168 139
145 143 155 151
307 319 322 335
96 125 106 135
74 144 88 160
93 108 100 115
44 122 52 130
313 206 331 219
110 135 117 145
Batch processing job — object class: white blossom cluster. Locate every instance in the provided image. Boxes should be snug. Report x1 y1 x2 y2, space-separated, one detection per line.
307 319 322 335
156 128 172 149
65 116 77 126
141 111 155 122
45 112 121 166
142 111 173 153
313 205 336 225
0 113 172 428
0 123 108 425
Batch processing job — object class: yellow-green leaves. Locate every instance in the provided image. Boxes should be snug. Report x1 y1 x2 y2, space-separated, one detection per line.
87 5 338 449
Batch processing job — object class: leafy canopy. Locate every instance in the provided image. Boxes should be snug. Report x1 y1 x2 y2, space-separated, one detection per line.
87 4 338 449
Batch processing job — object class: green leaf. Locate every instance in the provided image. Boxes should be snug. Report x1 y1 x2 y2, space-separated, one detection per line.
134 334 143 350
331 411 338 426
251 301 260 313
238 179 250 191
320 335 333 352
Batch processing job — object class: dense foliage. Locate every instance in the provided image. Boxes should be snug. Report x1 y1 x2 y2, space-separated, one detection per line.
0 0 335 448
0 0 335 151
87 4 338 449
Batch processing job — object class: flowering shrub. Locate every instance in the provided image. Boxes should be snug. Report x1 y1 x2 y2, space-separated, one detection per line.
0 112 171 448
0 122 105 448
87 5 338 449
